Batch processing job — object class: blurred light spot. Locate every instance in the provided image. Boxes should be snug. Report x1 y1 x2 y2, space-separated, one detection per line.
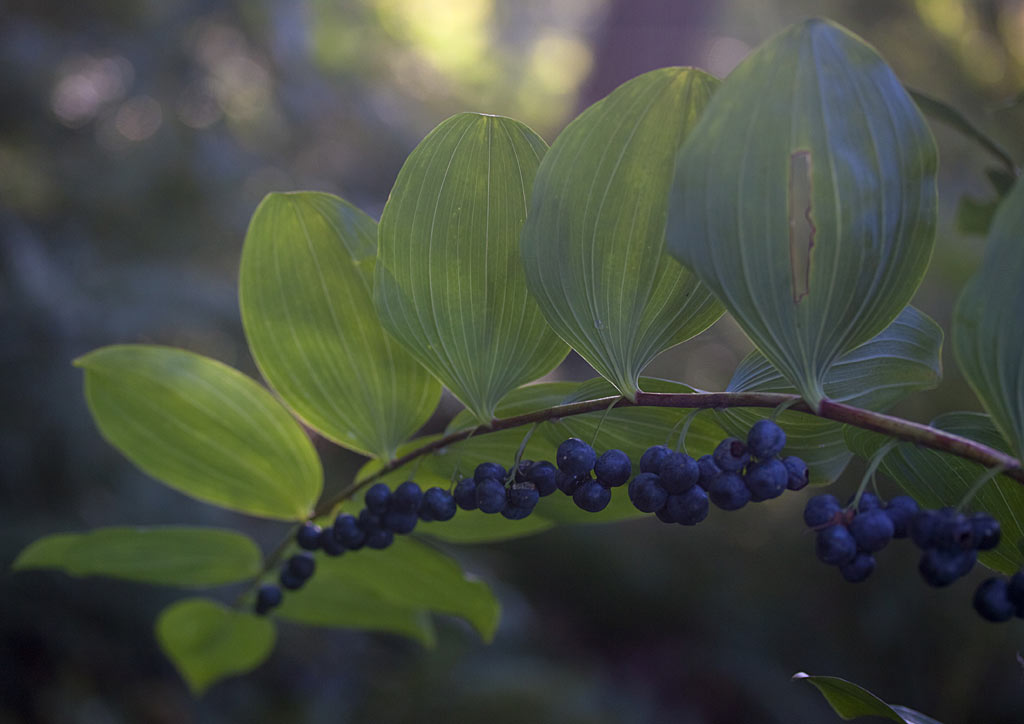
528 32 592 95
210 54 273 120
704 36 751 78
51 55 134 127
377 0 494 76
916 0 968 38
176 81 222 129
114 96 163 141
961 30 1007 84
192 21 248 69
998 3 1024 65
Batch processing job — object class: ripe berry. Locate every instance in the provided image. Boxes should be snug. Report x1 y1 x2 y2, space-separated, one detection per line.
910 509 941 549
743 458 787 501
333 514 366 549
453 479 478 510
696 455 720 490
365 528 394 549
255 583 283 615
1007 571 1024 616
628 473 668 513
848 509 895 553
421 487 457 521
782 456 809 491
365 483 391 515
556 471 586 496
708 471 751 511
918 548 976 587
852 492 882 512
507 481 540 511
803 494 841 527
358 509 382 532
655 507 675 524
476 478 507 514
935 508 974 550
884 495 919 538
514 460 534 483
594 449 632 487
474 462 506 483
974 578 1016 622
665 486 709 526
839 552 875 583
713 438 750 472
657 451 699 494
573 479 611 512
501 505 533 520
383 510 418 534
557 438 597 476
969 513 1001 551
747 419 786 459
280 568 305 590
815 525 857 566
390 481 423 514
296 522 322 551
527 461 558 496
286 552 316 580
640 445 672 474
319 529 345 556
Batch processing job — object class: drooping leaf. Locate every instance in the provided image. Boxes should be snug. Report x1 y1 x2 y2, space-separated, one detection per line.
845 413 1024 574
155 598 276 695
793 673 943 723
75 345 322 520
719 306 943 483
520 68 723 397
239 192 441 460
375 113 568 423
954 178 1024 459
667 19 937 411
13 527 262 587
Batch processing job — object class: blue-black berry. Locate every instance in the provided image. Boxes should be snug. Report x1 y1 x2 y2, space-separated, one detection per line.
747 419 786 459
839 552 876 583
884 495 919 538
319 528 345 556
527 461 558 496
713 438 750 472
358 509 382 532
696 455 720 490
969 513 1001 551
501 505 533 520
383 510 418 534
594 449 632 487
507 481 540 511
280 568 305 590
365 483 391 515
514 460 534 483
665 486 709 526
974 578 1016 622
453 479 478 510
852 492 883 512
296 522 323 550
365 528 395 549
573 479 611 512
815 525 857 566
390 481 423 514
474 462 506 483
255 583 283 615
744 458 787 501
556 471 586 496
782 456 809 491
657 451 699 494
476 478 507 514
640 445 672 474
628 473 668 513
910 508 941 549
334 513 366 549
286 552 316 580
557 438 597 476
421 487 457 522
708 472 751 511
848 509 894 553
803 494 841 528
918 547 976 587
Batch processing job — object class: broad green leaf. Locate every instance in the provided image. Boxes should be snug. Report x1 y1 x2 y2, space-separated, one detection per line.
520 68 723 398
13 527 262 587
719 306 943 483
793 673 942 723
667 19 937 411
375 113 569 423
954 178 1024 459
156 598 275 695
239 192 441 460
75 345 322 520
845 413 1024 574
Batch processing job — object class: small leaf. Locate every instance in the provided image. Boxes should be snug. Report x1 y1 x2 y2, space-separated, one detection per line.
75 345 322 520
954 178 1024 459
156 598 275 695
521 68 723 397
375 113 568 422
793 673 943 723
668 19 937 410
719 306 943 483
13 527 262 587
845 413 1024 574
240 192 441 460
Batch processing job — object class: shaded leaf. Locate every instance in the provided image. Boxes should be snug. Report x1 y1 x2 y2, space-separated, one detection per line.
240 192 441 460
375 113 568 422
908 88 1017 176
13 527 262 587
521 68 723 397
75 345 322 520
668 19 937 410
793 673 942 723
155 598 275 695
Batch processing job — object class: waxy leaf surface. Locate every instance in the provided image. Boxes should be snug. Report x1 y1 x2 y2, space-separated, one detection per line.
793 673 943 723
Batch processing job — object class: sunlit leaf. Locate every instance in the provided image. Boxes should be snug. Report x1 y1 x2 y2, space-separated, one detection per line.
75 345 322 520
155 598 275 695
375 113 568 422
793 673 943 723
521 68 723 397
13 527 262 587
668 19 937 411
240 192 441 460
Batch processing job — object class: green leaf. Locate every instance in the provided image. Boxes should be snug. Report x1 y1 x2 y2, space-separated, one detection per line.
520 68 724 398
239 192 441 460
667 19 937 411
793 673 943 723
13 527 262 587
75 345 322 520
375 113 568 423
155 598 275 695
845 413 1024 574
954 178 1024 459
719 306 943 483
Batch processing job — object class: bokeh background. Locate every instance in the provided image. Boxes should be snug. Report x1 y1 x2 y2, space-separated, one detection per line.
3 0 1023 722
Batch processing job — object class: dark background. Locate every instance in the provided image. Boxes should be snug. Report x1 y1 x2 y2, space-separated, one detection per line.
3 0 1023 722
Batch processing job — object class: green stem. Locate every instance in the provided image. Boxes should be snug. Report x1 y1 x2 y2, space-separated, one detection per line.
850 439 899 510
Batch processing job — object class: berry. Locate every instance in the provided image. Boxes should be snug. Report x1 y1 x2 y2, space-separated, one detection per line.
476 478 507 514
696 455 720 490
839 552 876 583
935 508 974 551
527 461 558 496
333 514 366 549
655 507 675 524
884 495 919 538
815 525 857 566
255 583 283 615
390 481 423 514
1007 571 1024 616
657 451 699 494
501 505 533 520
383 510 418 534
557 438 597 476
782 456 809 491
848 509 895 553
640 445 672 474
507 481 540 511
319 528 345 556
594 449 632 487
358 509 382 532
969 513 1001 551
910 508 941 549
573 479 611 513
421 487 457 522
556 471 586 496
514 460 534 483
747 419 786 459
474 462 506 483
286 552 316 580
803 494 841 528
453 479 478 510
628 473 668 513
713 438 750 472
851 492 882 512
365 528 394 549
743 458 787 501
708 471 751 511
918 548 976 587
665 486 709 526
296 522 322 550
974 578 1016 622
365 483 391 515
280 568 305 590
